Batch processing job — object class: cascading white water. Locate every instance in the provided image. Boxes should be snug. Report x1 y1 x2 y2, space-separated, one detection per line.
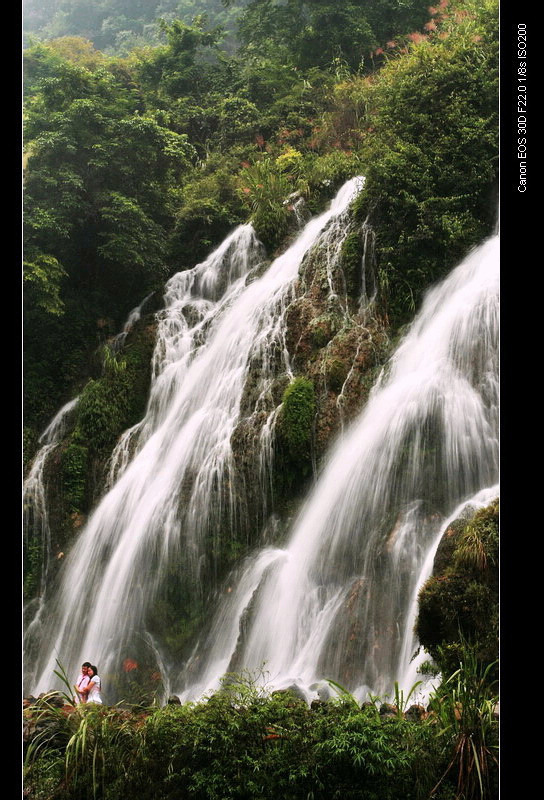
24 293 162 579
23 298 167 690
28 177 365 696
396 483 499 696
23 398 80 689
23 398 80 584
178 233 499 703
109 292 155 355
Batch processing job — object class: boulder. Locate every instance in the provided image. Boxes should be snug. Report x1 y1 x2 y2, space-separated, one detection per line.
167 695 181 705
404 703 426 722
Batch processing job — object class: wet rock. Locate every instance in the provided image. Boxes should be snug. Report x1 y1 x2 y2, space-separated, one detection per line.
315 683 334 702
379 702 398 718
271 685 307 705
167 695 181 705
38 692 65 708
23 696 37 709
404 703 426 722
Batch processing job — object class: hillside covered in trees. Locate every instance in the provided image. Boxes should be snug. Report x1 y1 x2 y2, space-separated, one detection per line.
24 0 497 443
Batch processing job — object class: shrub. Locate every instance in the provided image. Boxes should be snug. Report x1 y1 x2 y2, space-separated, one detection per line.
61 440 89 512
76 376 130 453
278 377 315 461
428 646 499 800
129 679 442 800
416 501 499 681
238 157 305 250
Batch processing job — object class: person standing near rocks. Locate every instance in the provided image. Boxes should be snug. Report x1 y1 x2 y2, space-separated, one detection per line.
80 665 103 705
74 662 92 704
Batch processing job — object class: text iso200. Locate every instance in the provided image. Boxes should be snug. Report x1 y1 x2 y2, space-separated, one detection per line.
517 23 526 58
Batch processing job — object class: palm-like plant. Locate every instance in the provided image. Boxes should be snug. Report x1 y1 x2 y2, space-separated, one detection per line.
239 156 308 248
24 660 143 800
428 647 498 799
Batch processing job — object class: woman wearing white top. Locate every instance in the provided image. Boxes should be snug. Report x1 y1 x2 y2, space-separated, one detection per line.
81 665 103 705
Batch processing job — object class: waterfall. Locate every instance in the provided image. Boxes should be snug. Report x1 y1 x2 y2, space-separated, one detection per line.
178 233 499 703
24 292 160 582
23 298 163 690
23 398 80 586
23 398 80 689
27 177 366 697
109 292 155 355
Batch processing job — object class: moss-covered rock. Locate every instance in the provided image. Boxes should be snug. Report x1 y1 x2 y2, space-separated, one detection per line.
323 356 349 393
416 500 499 678
277 377 316 461
60 440 88 513
308 313 338 349
340 231 364 297
76 373 131 453
23 427 40 474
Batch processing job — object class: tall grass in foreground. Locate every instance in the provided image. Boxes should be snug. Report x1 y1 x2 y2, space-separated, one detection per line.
24 653 498 800
429 648 499 799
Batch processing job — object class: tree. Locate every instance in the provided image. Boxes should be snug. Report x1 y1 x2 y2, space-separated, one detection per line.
24 53 195 300
136 18 223 101
353 0 499 321
237 0 430 71
23 45 195 431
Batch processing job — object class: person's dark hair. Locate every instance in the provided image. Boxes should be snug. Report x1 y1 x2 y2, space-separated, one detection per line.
91 665 99 676
82 662 92 668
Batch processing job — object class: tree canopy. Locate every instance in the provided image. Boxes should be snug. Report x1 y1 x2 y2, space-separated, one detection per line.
23 0 497 434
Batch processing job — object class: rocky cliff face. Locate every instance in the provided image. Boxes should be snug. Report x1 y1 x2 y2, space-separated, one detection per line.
228 205 391 552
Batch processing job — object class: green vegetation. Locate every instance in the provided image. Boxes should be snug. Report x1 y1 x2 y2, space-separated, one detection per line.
60 441 88 512
279 377 315 459
416 501 499 681
66 333 154 495
23 537 44 600
353 0 498 322
23 1 250 53
428 647 498 800
24 0 497 439
274 376 316 495
23 326 155 602
238 156 301 249
23 0 497 427
340 230 365 296
24 664 498 800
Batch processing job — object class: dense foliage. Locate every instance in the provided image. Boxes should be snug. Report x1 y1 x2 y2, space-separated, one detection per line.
354 0 498 322
23 667 498 800
416 500 499 682
23 0 250 53
23 0 498 436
